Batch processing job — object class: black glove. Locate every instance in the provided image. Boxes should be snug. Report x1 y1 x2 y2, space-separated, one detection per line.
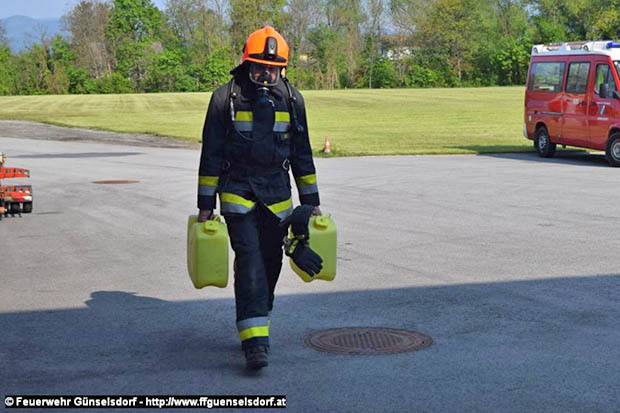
289 242 323 276
280 204 315 239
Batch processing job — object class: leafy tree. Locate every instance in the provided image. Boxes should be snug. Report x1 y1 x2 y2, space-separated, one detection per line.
106 0 164 90
63 0 113 79
415 0 488 85
0 21 7 45
0 22 15 95
201 48 233 89
229 0 288 56
307 23 341 88
591 0 620 39
325 0 366 87
0 46 15 95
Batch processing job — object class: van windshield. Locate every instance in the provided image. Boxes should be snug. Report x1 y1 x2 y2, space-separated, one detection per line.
615 61 620 81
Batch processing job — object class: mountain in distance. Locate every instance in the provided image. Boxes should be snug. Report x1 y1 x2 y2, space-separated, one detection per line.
1 15 65 53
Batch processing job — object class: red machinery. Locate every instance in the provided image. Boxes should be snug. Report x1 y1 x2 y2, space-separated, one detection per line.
0 153 33 219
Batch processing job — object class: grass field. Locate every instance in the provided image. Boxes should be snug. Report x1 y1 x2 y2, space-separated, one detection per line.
0 87 530 156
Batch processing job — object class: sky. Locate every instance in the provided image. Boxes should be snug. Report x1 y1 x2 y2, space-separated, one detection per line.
0 0 167 19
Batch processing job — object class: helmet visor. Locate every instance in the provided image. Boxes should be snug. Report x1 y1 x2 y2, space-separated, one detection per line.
249 62 281 87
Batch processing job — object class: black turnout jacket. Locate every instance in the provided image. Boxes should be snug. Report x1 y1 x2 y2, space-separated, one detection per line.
197 67 320 220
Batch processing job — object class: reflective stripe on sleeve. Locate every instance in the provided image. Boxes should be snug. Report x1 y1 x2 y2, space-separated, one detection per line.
199 186 217 196
298 183 318 195
199 176 219 186
198 176 219 196
295 174 318 195
296 174 316 186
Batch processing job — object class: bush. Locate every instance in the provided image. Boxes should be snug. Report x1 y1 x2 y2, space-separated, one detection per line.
404 64 444 88
68 67 97 94
372 58 398 88
95 73 133 94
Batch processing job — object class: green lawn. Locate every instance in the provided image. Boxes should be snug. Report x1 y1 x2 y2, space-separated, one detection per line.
0 87 530 156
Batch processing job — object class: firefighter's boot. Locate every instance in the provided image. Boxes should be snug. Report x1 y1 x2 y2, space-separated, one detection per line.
245 345 269 370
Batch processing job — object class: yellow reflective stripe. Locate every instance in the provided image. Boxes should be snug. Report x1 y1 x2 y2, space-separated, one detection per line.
268 198 293 214
275 112 290 123
235 111 253 122
239 326 269 341
199 176 219 186
296 174 317 186
220 193 255 209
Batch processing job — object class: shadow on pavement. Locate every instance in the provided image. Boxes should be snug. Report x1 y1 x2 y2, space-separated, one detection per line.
2 275 620 407
472 150 610 167
447 145 534 153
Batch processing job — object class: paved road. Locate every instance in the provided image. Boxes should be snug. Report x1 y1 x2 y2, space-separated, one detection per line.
1 135 619 412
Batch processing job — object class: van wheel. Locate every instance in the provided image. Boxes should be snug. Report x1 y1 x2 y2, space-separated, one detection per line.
534 127 556 158
605 133 620 167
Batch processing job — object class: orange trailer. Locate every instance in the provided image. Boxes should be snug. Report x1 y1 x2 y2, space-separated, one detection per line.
0 153 33 219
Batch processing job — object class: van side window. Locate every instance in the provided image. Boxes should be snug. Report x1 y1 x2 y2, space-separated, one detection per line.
566 62 590 94
595 64 618 96
528 62 565 92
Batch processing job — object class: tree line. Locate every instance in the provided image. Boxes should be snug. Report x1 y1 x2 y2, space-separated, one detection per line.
2 0 620 95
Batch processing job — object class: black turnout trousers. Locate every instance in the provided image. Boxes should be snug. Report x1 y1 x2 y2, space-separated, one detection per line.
225 203 288 350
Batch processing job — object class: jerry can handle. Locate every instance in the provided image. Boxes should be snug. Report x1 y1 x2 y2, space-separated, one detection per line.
202 215 222 234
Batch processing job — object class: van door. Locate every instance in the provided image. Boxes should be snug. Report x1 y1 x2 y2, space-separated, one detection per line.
562 60 591 147
589 58 619 150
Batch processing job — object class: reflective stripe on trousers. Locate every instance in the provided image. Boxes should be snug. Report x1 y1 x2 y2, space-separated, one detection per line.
237 317 269 342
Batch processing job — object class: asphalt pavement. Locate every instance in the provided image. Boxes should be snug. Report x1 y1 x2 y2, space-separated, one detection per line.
1 133 619 412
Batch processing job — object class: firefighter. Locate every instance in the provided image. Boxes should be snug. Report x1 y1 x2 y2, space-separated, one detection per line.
197 26 322 370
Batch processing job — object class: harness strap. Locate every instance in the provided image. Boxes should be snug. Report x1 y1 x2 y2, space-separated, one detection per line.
282 77 304 134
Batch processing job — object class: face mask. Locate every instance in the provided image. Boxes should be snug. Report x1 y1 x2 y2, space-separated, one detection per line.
249 62 280 87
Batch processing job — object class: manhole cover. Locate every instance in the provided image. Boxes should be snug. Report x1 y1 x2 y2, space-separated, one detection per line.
305 327 432 355
92 180 140 184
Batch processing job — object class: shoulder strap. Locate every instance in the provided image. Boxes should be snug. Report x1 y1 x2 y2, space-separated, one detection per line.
227 78 237 131
282 77 305 134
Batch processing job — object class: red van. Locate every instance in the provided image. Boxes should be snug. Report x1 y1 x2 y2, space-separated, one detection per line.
524 41 620 166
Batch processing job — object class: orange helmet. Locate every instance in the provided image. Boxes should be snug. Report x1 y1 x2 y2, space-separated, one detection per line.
241 26 289 67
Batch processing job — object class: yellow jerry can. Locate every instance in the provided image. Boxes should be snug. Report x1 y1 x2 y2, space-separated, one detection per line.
290 215 337 283
187 215 229 288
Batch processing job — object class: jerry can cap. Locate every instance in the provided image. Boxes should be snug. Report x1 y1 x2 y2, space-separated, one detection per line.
314 215 330 230
202 220 219 234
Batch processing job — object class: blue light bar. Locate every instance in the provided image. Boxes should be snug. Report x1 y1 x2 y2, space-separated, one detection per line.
606 42 620 48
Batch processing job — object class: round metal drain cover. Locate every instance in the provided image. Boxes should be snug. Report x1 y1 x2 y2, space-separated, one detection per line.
305 327 432 355
92 180 140 184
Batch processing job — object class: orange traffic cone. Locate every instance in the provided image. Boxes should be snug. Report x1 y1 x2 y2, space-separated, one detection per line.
323 137 331 154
